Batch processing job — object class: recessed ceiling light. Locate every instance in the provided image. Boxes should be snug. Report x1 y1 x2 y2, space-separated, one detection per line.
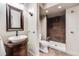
58 6 62 8
46 10 48 13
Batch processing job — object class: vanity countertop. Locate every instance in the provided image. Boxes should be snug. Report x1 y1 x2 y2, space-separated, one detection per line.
8 35 28 44
4 39 28 46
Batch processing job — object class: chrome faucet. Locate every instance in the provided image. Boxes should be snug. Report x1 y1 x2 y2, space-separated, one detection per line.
16 31 18 36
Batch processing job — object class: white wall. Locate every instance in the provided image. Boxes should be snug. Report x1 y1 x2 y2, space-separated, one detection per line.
37 14 47 41
26 3 39 56
0 3 28 41
41 16 47 40
66 5 79 55
37 5 41 41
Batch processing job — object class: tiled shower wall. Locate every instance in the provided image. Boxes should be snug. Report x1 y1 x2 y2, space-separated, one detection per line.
47 15 65 43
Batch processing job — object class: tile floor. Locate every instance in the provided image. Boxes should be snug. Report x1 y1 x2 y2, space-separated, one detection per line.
40 48 70 56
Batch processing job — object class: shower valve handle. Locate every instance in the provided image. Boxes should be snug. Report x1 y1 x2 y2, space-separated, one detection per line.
70 31 74 34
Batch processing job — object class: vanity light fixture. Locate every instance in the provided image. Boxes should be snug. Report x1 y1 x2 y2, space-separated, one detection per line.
28 9 33 16
29 12 33 16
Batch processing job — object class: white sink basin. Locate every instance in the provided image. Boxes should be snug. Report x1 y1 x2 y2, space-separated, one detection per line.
8 35 27 43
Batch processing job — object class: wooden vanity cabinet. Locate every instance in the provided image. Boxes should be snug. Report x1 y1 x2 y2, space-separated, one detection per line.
4 39 28 56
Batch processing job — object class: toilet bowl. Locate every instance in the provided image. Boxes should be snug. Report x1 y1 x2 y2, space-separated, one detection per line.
39 34 49 53
39 40 49 53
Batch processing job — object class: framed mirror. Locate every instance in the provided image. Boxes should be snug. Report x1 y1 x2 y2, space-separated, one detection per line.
6 4 24 31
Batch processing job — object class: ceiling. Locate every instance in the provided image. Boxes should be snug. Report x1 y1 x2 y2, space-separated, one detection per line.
41 3 79 18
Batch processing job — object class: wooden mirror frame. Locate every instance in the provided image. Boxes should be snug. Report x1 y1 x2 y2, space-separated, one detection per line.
6 4 24 31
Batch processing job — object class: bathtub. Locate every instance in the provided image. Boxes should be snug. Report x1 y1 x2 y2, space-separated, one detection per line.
48 41 66 52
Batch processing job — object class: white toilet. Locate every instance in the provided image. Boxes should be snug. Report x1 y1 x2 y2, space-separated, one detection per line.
39 34 49 53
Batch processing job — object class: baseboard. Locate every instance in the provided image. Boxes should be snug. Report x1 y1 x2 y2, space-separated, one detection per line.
28 50 35 56
28 50 40 56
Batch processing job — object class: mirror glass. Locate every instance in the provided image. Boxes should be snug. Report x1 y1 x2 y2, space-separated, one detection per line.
11 9 21 28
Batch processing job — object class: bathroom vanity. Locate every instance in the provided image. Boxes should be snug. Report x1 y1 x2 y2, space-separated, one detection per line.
5 4 28 56
4 39 28 56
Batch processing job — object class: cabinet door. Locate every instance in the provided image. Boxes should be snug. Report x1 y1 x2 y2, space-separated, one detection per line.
66 6 79 55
